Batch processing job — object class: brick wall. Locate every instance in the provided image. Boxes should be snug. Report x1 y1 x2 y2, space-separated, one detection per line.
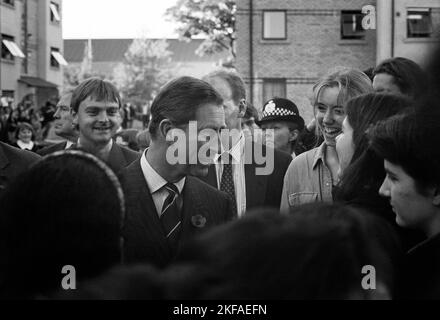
236 0 377 123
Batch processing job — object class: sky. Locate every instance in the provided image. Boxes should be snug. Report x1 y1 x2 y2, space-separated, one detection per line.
62 0 180 39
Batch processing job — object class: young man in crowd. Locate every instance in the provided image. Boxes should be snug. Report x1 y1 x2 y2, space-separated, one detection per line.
372 57 427 100
258 98 305 158
370 105 440 299
70 78 139 173
38 92 79 156
0 141 41 198
201 70 292 216
120 76 234 268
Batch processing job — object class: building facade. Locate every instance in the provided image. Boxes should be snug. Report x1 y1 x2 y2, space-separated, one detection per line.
237 0 440 122
63 38 227 82
1 0 66 108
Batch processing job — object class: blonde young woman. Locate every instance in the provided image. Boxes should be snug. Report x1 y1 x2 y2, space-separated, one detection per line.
280 68 372 211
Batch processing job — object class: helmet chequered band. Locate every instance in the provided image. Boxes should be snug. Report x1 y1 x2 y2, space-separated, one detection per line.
262 107 297 118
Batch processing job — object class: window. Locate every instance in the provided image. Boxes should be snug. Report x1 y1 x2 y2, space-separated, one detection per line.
2 0 15 7
50 2 61 23
50 47 68 68
407 8 432 38
341 10 366 40
1 34 25 61
263 79 286 103
263 11 287 40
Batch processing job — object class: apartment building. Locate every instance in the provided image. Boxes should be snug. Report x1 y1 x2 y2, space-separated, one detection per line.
236 0 440 122
1 0 67 108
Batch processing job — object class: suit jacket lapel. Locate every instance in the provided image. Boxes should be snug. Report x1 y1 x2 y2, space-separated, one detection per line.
0 145 10 187
244 141 267 209
125 161 171 259
179 177 205 243
108 143 126 173
199 164 218 188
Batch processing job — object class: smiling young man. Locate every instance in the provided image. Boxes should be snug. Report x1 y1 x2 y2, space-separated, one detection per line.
370 107 440 299
70 78 139 173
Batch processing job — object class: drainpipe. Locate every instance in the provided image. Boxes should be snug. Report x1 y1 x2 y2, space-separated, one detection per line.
23 0 28 74
376 0 393 63
249 0 254 105
391 0 395 57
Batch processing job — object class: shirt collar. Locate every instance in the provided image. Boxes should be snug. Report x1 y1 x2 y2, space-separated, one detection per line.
312 142 327 169
214 131 245 163
141 149 185 194
77 137 113 152
17 140 34 150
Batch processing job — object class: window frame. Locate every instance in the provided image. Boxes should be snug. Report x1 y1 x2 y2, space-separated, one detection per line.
1 34 26 62
50 47 68 68
262 10 287 40
2 0 15 8
340 10 366 40
262 78 287 103
50 1 61 24
407 8 433 38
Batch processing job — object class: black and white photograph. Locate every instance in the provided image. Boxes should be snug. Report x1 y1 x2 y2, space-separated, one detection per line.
1 0 440 307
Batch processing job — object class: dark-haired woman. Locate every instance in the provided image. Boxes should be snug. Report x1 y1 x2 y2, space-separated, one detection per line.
334 93 423 250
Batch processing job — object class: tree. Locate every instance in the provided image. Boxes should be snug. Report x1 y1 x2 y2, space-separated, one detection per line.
63 39 106 93
166 0 236 60
113 38 173 105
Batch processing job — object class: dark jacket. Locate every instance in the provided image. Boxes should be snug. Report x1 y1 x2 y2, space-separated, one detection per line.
397 233 440 299
37 141 68 156
70 142 140 174
119 159 234 268
199 140 292 211
0 142 41 198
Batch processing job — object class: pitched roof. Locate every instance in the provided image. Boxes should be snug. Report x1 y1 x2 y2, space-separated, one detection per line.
63 38 227 63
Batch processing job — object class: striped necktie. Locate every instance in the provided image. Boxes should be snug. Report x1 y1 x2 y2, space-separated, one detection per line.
160 183 183 251
220 154 237 216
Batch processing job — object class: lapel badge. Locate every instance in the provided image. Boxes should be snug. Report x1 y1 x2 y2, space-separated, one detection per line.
191 214 207 228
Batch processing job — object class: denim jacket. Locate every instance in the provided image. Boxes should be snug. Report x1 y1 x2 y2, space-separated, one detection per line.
280 143 333 212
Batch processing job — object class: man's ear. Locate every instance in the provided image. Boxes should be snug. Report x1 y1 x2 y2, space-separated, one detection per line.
237 99 247 118
432 186 440 206
289 129 299 142
71 111 78 127
158 119 174 141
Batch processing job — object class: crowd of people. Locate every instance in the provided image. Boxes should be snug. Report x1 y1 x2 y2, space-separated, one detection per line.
0 50 439 300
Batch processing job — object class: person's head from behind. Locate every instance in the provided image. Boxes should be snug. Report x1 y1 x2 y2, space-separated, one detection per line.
372 57 427 100
0 150 125 298
148 76 226 178
202 69 247 132
369 106 440 237
15 122 35 144
53 92 78 140
313 68 372 147
258 98 305 155
70 78 122 148
167 203 398 299
336 93 411 178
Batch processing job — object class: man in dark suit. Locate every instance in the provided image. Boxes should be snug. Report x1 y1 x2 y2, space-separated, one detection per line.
201 70 292 215
38 92 79 156
69 78 139 173
0 142 41 198
120 76 234 268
